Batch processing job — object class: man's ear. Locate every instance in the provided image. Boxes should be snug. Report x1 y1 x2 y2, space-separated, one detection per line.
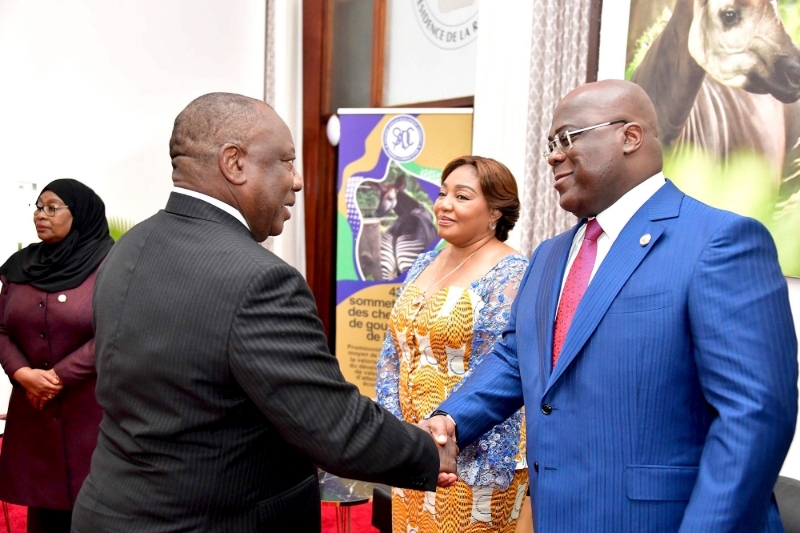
219 143 246 185
622 122 644 155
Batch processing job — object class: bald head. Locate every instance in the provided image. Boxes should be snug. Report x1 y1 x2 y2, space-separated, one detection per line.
547 80 664 218
563 80 660 144
169 93 267 177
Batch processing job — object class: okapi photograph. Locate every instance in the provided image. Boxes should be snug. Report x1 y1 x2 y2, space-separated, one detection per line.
627 0 800 276
355 163 439 281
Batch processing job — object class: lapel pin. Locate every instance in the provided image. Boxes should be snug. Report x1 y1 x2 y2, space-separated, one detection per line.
57 294 67 303
639 234 651 246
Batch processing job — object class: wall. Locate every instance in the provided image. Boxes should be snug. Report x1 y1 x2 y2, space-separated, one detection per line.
0 0 269 431
383 0 478 106
265 0 306 274
599 0 800 480
470 0 535 252
785 276 800 477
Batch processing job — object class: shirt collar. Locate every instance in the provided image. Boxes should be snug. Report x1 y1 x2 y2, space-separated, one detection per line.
594 172 666 243
172 187 250 230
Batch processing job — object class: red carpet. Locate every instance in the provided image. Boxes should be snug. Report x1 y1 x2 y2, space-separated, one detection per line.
5 499 376 532
322 503 379 533
0 435 25 532
2 435 376 533
4 502 25 532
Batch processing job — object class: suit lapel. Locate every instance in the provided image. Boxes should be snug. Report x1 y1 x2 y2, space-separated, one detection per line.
535 229 578 386
545 181 684 392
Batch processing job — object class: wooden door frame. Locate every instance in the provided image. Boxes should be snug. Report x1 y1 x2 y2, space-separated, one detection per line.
587 0 603 82
301 0 486 347
303 0 337 346
370 0 386 107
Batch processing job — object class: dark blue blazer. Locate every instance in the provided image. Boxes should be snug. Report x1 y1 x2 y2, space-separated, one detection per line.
440 181 798 532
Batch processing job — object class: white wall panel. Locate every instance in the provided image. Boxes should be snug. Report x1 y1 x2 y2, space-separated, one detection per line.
470 0 534 252
383 0 477 106
0 0 268 432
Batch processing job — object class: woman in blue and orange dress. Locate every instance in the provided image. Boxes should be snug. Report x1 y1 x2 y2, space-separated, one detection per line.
377 156 529 533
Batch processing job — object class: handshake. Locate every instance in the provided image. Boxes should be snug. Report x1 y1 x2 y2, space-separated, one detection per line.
417 414 459 488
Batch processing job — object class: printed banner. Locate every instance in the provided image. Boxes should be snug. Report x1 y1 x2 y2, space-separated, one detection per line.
626 0 800 277
335 109 473 396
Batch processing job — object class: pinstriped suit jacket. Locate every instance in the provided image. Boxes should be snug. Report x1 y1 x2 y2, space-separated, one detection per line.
440 181 798 532
72 193 438 533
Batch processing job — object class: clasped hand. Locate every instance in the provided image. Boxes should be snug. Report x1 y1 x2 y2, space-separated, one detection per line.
417 415 459 488
13 367 63 410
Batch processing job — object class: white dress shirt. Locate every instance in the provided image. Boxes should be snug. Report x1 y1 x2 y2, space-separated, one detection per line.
558 172 666 299
172 187 250 231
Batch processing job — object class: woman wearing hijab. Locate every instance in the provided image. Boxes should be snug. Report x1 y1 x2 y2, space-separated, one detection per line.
0 179 114 533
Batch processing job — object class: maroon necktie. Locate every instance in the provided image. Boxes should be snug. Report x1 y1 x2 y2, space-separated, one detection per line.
552 219 603 368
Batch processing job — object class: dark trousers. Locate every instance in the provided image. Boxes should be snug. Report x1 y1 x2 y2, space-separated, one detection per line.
27 507 72 533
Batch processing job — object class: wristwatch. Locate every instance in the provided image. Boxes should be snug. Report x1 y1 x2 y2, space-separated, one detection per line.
426 410 459 441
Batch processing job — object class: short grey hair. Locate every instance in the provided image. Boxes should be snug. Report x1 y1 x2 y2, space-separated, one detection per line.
169 92 266 168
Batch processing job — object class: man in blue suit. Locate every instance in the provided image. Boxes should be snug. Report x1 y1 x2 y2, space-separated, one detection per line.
423 80 798 531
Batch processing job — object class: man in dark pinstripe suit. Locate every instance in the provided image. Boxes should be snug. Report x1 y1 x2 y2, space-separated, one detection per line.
71 93 457 533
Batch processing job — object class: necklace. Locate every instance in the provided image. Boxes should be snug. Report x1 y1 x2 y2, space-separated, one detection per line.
412 240 492 307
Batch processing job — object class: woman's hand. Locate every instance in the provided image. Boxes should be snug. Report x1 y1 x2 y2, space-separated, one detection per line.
13 367 63 410
26 390 48 410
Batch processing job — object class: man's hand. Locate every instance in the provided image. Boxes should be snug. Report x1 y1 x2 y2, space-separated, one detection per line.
419 414 457 442
435 434 458 488
418 415 459 488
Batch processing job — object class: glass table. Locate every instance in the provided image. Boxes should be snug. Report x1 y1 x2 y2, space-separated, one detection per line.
318 471 376 533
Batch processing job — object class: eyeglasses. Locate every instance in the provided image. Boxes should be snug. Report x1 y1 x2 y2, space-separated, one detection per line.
32 204 70 217
542 120 628 159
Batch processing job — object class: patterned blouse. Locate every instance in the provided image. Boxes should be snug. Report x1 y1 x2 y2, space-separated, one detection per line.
376 250 529 490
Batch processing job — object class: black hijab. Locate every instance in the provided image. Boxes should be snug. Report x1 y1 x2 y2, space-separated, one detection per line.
0 179 115 292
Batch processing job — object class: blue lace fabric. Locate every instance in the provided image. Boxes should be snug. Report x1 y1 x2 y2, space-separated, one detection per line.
376 250 528 491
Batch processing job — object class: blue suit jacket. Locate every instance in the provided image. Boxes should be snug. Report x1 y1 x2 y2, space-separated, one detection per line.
439 181 798 532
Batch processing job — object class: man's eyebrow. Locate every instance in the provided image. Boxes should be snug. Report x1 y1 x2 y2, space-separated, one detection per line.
547 124 576 141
